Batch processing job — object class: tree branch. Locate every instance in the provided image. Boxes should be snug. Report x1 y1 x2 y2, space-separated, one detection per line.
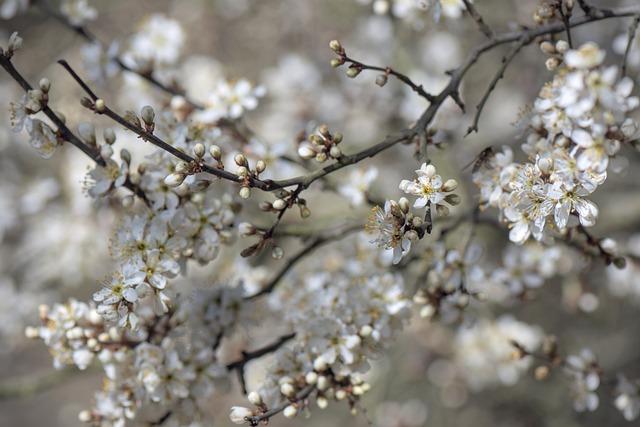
462 0 494 39
621 14 640 78
246 385 315 426
0 55 148 203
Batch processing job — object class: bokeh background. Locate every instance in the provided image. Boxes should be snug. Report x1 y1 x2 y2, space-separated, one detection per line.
1 0 640 426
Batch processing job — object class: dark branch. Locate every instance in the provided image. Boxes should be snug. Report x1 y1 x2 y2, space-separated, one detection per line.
621 15 640 78
462 0 494 39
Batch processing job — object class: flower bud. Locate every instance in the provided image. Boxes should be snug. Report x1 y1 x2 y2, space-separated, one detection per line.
435 204 450 217
39 77 51 93
271 245 284 259
359 324 373 337
444 193 461 206
248 391 263 406
239 186 251 199
234 153 248 167
539 41 556 55
333 132 343 144
141 105 155 126
405 229 419 241
229 406 253 424
233 165 250 178
238 222 256 236
24 326 39 338
280 382 295 397
329 39 342 53
78 410 92 423
299 205 311 218
346 66 361 78
305 371 318 385
329 145 342 158
335 389 347 400
103 128 116 145
545 57 560 71
94 98 105 113
78 122 96 145
534 365 550 380
313 356 328 372
175 161 189 173
555 40 570 53
164 173 186 187
442 179 458 192
538 157 553 174
298 145 316 159
272 198 287 210
330 58 344 68
315 152 327 163
398 197 410 213
255 159 266 174
317 396 328 409
316 375 329 390
100 144 113 160
375 74 388 87
209 145 222 160
193 143 205 158
283 405 297 418
7 32 23 55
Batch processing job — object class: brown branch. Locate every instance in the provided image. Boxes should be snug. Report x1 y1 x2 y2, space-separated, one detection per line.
340 52 436 102
245 222 362 300
462 0 494 39
466 37 529 135
621 15 640 78
226 333 296 395
246 385 315 426
0 55 148 203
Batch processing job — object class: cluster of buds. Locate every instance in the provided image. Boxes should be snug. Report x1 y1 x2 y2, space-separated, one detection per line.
234 153 267 199
539 39 570 71
259 189 309 218
328 39 363 79
534 0 575 25
164 143 208 188
230 357 370 425
24 300 125 370
298 124 343 163
1 31 23 58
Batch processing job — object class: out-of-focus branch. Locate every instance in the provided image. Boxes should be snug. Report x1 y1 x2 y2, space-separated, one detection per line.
245 222 362 300
466 37 529 135
0 368 74 400
462 0 494 39
621 15 640 78
226 333 296 395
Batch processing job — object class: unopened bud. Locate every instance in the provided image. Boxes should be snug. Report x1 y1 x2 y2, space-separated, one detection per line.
283 405 297 418
255 159 266 174
239 186 251 199
329 145 342 158
103 128 116 145
94 98 105 113
248 391 263 406
7 32 23 55
141 105 155 126
534 365 550 380
442 178 458 192
272 198 287 210
234 153 248 167
346 66 361 78
555 40 570 53
329 39 342 53
333 132 343 144
305 371 318 385
39 77 51 93
209 145 222 160
238 222 256 236
330 58 344 68
193 143 205 158
175 161 189 173
399 197 410 213
298 145 316 159
539 41 556 55
545 57 560 71
315 152 327 162
375 74 388 87
271 246 284 259
164 173 186 187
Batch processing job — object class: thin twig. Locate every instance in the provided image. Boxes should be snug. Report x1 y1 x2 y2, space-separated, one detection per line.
245 222 362 300
621 15 640 78
226 333 296 395
246 385 315 426
466 37 529 135
462 0 494 39
0 55 148 203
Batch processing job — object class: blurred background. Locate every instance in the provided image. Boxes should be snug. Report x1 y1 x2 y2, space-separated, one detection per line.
1 0 640 426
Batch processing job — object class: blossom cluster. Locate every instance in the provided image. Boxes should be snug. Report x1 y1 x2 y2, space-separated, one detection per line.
474 42 639 244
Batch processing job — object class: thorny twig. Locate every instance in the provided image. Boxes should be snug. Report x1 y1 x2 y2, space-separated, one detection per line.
462 0 494 39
